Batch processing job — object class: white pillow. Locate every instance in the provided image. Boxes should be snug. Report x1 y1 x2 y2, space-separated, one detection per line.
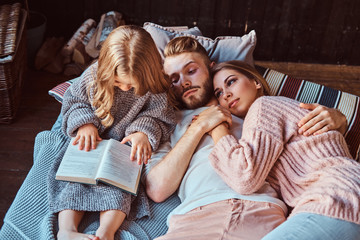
143 22 256 66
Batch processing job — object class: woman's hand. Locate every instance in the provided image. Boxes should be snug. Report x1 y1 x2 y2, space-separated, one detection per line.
73 123 102 151
209 123 231 144
190 105 232 135
121 132 152 165
298 103 347 136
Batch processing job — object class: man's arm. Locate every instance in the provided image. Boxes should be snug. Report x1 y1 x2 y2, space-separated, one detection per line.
144 123 208 203
298 103 347 136
145 106 232 203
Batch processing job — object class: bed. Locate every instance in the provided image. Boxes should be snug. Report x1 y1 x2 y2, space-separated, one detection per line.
0 22 359 240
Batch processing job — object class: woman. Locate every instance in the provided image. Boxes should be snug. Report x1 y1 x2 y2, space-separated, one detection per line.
196 60 360 239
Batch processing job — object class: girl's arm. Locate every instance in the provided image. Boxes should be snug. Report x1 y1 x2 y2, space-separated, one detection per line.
61 63 101 138
125 93 176 151
121 132 152 165
73 123 102 151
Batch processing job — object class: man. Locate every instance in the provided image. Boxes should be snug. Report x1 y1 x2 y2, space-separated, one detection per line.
143 36 347 239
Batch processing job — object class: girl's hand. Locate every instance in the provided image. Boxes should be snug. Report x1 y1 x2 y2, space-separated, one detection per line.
190 105 232 135
121 132 152 165
73 123 102 151
298 103 347 136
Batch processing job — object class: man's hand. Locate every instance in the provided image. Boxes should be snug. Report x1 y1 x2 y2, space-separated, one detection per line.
298 103 347 136
191 105 232 135
73 123 102 151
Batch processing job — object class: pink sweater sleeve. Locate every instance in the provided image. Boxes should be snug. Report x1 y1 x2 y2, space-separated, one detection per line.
209 97 287 194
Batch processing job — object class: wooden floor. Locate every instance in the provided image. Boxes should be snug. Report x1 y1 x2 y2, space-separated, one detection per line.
0 68 69 228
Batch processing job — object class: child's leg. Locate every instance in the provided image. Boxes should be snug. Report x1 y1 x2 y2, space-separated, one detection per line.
58 209 97 240
96 210 126 240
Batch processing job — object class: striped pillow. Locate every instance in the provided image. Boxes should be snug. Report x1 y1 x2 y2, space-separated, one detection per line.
256 66 359 162
48 77 79 103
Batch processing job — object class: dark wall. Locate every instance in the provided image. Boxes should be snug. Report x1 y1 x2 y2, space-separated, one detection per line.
16 0 360 65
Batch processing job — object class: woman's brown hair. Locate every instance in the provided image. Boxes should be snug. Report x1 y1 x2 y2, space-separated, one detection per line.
211 60 271 96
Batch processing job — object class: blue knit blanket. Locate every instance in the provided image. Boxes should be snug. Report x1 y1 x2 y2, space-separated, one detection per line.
0 128 180 239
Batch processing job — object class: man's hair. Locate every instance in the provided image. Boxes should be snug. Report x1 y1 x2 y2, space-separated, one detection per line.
164 36 211 66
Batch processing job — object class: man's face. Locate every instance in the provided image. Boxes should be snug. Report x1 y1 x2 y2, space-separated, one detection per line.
164 52 214 109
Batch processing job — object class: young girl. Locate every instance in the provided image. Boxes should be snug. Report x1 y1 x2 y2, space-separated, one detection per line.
48 25 176 240
196 60 360 239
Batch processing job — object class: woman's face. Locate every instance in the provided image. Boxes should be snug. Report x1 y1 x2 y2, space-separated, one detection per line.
213 68 261 118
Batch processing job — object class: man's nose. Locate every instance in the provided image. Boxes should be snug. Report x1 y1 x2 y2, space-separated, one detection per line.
180 76 191 88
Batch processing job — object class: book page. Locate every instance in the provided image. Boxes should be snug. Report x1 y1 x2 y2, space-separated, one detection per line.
96 139 142 193
55 138 109 184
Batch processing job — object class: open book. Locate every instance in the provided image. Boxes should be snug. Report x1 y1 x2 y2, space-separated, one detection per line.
56 138 142 195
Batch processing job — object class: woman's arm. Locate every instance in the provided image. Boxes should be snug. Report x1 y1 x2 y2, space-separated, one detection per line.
209 133 283 195
298 103 347 136
208 97 285 195
210 123 231 144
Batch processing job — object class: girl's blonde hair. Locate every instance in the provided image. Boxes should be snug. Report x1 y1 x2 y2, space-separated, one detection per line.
211 60 271 96
91 25 170 127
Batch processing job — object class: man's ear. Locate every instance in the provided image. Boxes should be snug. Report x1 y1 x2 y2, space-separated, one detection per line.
210 61 216 68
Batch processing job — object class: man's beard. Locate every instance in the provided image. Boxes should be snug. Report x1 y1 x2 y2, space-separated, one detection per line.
178 79 213 109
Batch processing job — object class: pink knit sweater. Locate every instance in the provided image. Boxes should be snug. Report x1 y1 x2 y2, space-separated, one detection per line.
209 96 360 224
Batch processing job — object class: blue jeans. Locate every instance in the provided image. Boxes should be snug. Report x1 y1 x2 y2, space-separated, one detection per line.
262 213 360 240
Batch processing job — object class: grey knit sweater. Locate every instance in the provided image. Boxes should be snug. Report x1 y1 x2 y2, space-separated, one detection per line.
61 61 176 151
48 62 176 218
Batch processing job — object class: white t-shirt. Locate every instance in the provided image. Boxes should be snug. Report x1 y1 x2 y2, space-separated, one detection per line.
143 107 288 225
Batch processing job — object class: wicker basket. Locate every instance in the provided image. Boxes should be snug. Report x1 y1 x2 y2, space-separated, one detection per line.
0 3 27 124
